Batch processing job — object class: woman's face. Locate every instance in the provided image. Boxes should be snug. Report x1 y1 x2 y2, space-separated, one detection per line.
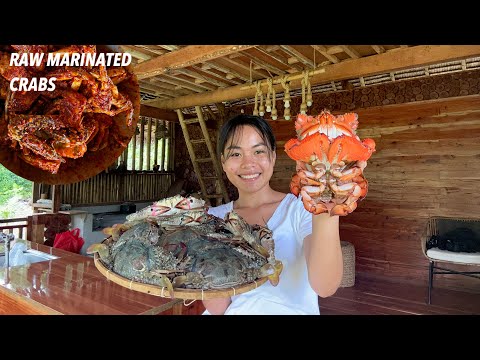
221 125 276 195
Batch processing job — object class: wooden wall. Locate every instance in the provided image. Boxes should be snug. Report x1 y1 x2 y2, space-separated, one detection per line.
270 95 480 292
174 70 480 292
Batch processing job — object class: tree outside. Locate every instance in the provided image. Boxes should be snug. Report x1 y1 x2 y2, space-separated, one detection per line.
0 165 33 219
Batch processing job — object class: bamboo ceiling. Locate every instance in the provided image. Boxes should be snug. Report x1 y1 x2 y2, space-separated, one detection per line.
123 45 480 118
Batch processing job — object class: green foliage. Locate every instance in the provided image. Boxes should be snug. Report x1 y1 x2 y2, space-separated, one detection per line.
0 165 32 205
0 209 13 219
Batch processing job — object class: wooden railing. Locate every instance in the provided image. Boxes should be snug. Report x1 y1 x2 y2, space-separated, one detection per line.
0 217 28 239
60 172 174 206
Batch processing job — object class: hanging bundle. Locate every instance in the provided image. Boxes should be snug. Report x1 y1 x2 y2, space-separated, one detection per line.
306 70 313 107
259 85 265 117
265 78 273 113
300 71 308 115
253 81 260 116
281 76 291 120
271 79 278 120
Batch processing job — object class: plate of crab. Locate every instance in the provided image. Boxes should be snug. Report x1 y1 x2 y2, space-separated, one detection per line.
285 109 376 216
87 194 283 300
0 45 140 185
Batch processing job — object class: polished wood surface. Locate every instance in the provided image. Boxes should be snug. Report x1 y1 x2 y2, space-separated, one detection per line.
0 241 182 315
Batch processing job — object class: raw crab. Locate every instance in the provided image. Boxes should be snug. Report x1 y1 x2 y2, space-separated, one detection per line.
284 110 376 216
87 195 283 295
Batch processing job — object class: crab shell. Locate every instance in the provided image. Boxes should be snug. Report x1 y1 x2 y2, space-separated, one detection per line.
285 110 376 165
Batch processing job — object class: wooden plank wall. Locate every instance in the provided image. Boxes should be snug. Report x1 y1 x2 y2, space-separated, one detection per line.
270 94 480 292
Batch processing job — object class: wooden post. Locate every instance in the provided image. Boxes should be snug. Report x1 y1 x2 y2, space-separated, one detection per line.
52 185 61 213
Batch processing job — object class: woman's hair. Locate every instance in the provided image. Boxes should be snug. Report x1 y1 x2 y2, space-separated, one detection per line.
217 114 276 160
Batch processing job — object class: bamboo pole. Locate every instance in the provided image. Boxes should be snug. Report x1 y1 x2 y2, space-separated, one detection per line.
154 118 159 166
139 117 145 171
132 126 137 171
146 117 152 170
161 121 166 171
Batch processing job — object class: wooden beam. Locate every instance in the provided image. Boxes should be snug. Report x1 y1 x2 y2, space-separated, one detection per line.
118 45 152 61
241 52 286 76
280 45 315 68
255 46 304 71
372 45 386 54
133 45 255 80
341 45 360 59
140 105 179 122
312 45 340 64
146 45 480 110
203 61 250 82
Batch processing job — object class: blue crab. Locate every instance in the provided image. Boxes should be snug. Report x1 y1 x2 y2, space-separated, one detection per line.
87 195 283 294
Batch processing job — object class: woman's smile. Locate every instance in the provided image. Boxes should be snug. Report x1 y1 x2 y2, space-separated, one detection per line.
238 173 261 180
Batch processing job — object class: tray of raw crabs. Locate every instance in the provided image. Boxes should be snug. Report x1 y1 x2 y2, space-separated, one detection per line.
87 194 283 300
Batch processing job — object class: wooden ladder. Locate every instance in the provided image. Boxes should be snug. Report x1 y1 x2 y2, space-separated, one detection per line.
176 106 230 206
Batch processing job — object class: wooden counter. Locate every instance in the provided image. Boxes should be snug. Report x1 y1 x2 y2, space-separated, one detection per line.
0 241 183 315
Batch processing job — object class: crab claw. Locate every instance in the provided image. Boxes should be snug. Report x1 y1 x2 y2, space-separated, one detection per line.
331 201 358 216
285 132 330 162
107 223 133 241
86 243 109 260
328 135 376 164
154 274 175 299
266 260 283 286
290 174 302 196
251 242 270 258
300 189 330 215
172 272 205 290
175 196 205 210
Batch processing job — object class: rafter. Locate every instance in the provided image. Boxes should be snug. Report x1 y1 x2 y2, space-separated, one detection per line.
134 45 255 80
312 45 340 64
255 46 304 71
371 45 386 54
280 45 315 68
145 45 480 110
341 46 360 59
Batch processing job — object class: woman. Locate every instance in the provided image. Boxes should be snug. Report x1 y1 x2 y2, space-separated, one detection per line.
203 114 343 315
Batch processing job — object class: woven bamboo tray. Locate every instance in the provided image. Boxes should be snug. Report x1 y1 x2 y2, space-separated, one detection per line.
93 252 269 300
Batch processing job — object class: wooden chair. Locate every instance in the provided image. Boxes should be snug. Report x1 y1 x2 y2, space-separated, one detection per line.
26 213 71 245
421 216 480 304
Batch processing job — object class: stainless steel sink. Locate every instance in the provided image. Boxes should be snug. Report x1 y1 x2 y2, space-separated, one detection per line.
0 249 59 267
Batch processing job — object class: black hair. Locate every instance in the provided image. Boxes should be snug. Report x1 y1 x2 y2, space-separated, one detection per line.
217 114 276 161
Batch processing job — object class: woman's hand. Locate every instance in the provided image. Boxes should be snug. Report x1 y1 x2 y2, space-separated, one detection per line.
202 297 232 315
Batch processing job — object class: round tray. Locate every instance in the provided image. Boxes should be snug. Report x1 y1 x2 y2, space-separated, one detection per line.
0 45 140 185
93 252 269 300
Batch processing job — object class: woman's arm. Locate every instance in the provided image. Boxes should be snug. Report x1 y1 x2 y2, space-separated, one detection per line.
303 212 343 298
202 297 232 315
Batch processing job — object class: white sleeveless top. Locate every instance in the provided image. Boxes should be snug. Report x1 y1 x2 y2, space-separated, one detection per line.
205 193 319 315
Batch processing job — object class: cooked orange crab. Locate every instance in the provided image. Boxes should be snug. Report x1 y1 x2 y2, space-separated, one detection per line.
284 110 376 216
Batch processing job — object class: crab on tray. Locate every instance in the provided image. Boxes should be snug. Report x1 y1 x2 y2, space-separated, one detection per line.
87 194 283 300
284 109 376 216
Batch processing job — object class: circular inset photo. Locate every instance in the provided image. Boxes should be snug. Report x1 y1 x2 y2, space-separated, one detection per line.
0 45 140 185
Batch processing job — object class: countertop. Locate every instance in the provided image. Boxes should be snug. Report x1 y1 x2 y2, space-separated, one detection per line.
0 241 183 315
